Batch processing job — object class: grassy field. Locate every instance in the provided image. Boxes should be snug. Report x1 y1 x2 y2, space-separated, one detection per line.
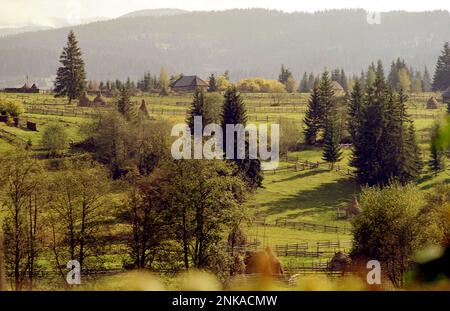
1 91 449 272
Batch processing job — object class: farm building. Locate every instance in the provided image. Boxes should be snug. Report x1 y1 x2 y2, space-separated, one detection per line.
4 83 40 94
170 75 208 92
442 86 450 103
331 81 345 96
427 97 439 109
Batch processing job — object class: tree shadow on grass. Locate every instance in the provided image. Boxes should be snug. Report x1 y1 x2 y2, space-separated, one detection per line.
259 176 358 221
268 168 330 184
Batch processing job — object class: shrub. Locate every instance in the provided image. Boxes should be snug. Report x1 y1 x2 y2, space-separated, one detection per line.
0 100 25 117
41 123 69 156
351 182 439 288
236 78 286 93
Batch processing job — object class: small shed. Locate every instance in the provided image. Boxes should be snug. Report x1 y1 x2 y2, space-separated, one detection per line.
426 97 439 109
442 86 450 104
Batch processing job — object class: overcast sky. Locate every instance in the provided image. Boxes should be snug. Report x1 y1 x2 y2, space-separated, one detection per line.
1 0 450 28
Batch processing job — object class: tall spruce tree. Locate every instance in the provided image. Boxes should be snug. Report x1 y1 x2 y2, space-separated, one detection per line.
117 86 133 118
318 71 336 128
422 66 432 92
222 87 262 188
428 124 445 176
347 81 364 142
299 72 309 93
54 31 86 103
432 42 450 91
403 122 423 181
278 65 292 85
307 73 316 91
303 85 321 145
187 88 207 132
340 69 349 93
352 65 388 186
322 112 342 170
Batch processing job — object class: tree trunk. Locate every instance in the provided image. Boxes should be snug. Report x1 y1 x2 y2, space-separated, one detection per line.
0 231 5 291
182 207 189 270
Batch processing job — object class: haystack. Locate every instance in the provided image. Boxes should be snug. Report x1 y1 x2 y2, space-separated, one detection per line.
426 97 438 109
78 92 91 107
244 247 283 276
346 196 361 218
329 251 351 271
92 92 107 107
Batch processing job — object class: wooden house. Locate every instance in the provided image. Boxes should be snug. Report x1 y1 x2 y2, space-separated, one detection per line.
170 75 208 93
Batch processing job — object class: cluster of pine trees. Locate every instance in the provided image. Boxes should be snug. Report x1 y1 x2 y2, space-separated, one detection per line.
349 62 422 186
303 61 423 186
387 58 432 93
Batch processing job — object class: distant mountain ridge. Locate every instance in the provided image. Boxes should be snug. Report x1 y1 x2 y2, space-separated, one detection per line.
119 8 189 18
0 9 449 85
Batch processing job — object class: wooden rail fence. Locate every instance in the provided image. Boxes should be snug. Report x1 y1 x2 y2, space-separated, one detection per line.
274 218 352 234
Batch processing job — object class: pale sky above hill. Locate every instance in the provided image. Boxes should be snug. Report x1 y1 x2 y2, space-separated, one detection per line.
1 0 450 28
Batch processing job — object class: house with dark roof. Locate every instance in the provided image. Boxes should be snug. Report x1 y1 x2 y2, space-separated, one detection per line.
4 83 40 94
170 75 208 92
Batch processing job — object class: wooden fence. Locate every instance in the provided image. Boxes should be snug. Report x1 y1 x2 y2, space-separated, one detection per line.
274 241 352 257
0 128 28 147
274 218 352 234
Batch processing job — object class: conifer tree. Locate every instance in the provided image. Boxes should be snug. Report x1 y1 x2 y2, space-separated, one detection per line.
366 63 376 88
403 122 423 181
307 73 316 91
428 124 445 176
54 31 86 103
347 81 364 142
117 86 132 118
318 71 336 128
432 42 450 91
208 73 218 92
278 65 292 85
299 72 309 93
322 113 342 170
221 87 262 188
422 66 432 92
187 88 207 132
340 69 348 93
303 85 321 145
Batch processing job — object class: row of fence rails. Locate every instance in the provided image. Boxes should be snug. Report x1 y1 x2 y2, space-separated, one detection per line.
263 160 354 177
24 106 106 118
148 107 187 115
0 128 28 147
274 218 352 234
